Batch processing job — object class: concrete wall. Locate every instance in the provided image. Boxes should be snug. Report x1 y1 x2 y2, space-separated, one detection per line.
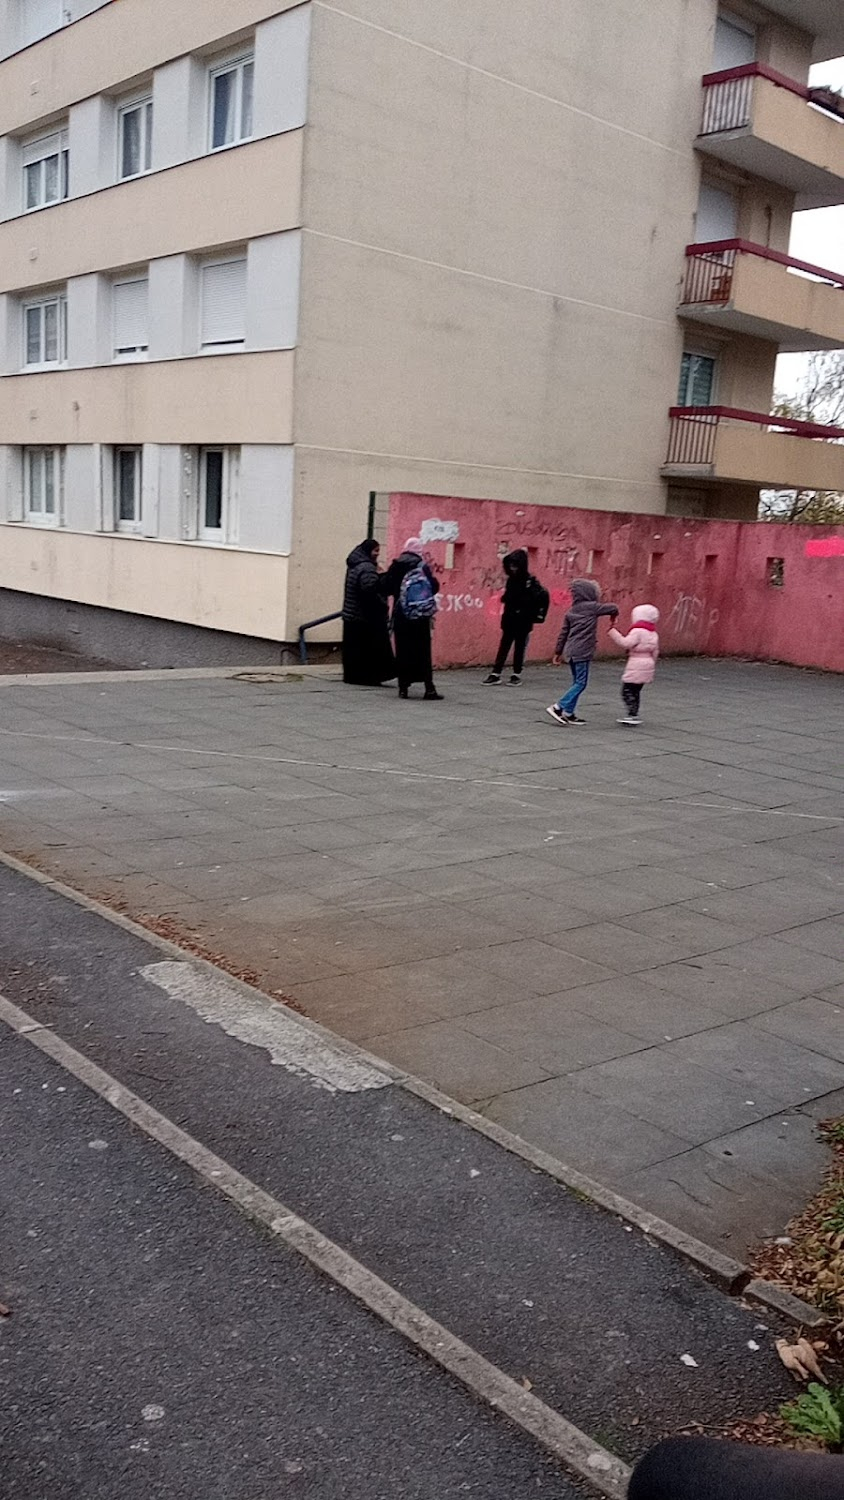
289 0 719 629
387 492 844 673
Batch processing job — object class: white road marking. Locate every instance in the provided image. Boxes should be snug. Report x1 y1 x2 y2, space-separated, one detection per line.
138 960 391 1095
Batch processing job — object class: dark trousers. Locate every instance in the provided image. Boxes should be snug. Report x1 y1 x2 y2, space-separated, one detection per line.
494 622 531 676
622 683 642 716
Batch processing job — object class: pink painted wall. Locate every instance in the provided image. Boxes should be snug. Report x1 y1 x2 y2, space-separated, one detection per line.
387 494 844 673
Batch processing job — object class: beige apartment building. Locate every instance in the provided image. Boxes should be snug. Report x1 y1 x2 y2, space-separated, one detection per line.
0 0 842 660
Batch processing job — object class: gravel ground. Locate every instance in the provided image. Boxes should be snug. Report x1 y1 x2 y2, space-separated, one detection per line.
0 640 122 674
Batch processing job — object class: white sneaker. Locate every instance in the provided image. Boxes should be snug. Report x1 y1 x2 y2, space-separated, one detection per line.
618 716 641 726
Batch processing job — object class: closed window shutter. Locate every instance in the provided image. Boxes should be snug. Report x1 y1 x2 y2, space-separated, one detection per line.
114 278 149 353
21 0 62 45
200 259 246 346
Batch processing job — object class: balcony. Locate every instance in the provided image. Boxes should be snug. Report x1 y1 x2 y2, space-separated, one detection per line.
697 65 844 209
680 240 844 351
663 408 844 491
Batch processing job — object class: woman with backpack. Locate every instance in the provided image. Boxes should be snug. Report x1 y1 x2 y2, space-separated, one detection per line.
483 548 549 685
383 538 443 700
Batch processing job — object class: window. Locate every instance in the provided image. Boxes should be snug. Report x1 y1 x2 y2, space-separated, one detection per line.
22 129 69 211
23 292 67 367
117 96 153 180
713 12 756 71
678 352 716 408
200 256 247 349
209 55 254 150
24 447 62 524
20 0 63 47
113 276 149 359
198 447 238 541
114 447 142 530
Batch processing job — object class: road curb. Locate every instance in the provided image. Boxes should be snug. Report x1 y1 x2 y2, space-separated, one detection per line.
0 845 826 1332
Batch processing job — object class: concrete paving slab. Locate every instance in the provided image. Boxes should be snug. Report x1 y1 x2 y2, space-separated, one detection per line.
618 1147 812 1250
570 1051 784 1145
0 658 842 1251
661 1021 844 1108
549 921 690 972
457 994 649 1073
365 1018 553 1102
560 975 733 1042
468 937 614 994
702 1109 836 1195
484 1076 691 1177
754 995 844 1063
779 916 844 962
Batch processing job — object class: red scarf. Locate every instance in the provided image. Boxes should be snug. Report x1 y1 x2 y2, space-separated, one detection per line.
633 620 657 631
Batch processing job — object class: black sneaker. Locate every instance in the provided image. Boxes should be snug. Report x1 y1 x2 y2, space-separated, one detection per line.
568 714 586 725
483 673 502 685
509 674 522 685
424 689 444 701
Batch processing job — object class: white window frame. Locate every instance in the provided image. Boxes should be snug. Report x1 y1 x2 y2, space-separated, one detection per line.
114 446 143 533
112 274 149 362
23 291 68 369
116 94 153 181
208 53 255 152
24 446 63 526
199 254 247 352
198 446 238 543
22 128 69 212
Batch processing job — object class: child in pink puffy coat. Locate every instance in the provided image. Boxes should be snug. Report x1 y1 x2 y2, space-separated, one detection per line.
609 604 660 726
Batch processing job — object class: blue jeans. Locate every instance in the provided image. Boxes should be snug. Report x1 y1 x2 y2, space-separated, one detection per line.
558 660 590 714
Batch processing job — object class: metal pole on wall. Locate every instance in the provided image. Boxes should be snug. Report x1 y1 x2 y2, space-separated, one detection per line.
367 491 376 540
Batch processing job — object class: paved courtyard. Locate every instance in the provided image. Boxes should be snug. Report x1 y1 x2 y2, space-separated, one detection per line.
0 657 842 1253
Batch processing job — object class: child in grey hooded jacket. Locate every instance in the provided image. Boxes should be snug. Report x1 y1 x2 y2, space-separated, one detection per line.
546 579 618 725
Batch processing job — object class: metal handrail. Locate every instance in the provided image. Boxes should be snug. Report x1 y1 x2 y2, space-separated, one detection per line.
666 406 844 467
298 611 342 665
669 406 844 440
683 239 844 291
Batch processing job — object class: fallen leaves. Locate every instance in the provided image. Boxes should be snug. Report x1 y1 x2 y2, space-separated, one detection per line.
751 1118 844 1349
776 1338 828 1383
0 1302 11 1318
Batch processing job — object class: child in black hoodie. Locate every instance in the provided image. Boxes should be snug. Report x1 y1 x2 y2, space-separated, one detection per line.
546 579 618 725
483 548 544 686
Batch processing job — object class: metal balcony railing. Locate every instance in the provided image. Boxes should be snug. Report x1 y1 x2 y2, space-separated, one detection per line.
666 407 844 468
680 239 844 306
700 62 844 136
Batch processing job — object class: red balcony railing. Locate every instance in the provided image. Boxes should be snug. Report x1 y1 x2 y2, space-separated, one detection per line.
666 407 844 467
681 239 844 306
700 63 844 136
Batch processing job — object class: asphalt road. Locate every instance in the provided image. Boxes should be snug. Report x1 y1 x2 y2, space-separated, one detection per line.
0 861 802 1491
1 1033 585 1500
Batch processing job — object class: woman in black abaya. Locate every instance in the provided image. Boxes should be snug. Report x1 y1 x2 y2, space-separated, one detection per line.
341 539 395 686
382 537 443 700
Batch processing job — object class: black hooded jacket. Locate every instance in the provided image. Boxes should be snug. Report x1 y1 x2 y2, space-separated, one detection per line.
500 549 533 626
343 541 383 624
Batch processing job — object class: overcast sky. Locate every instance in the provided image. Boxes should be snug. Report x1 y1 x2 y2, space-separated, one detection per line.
777 58 844 395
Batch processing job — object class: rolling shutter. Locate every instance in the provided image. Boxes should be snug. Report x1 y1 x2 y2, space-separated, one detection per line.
113 278 149 354
200 258 247 347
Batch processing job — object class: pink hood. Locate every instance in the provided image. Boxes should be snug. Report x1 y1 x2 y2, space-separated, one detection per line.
609 605 660 683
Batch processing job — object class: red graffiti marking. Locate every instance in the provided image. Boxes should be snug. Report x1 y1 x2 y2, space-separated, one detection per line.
805 537 844 558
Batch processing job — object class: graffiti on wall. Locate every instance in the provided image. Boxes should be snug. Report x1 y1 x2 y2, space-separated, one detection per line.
668 592 719 642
